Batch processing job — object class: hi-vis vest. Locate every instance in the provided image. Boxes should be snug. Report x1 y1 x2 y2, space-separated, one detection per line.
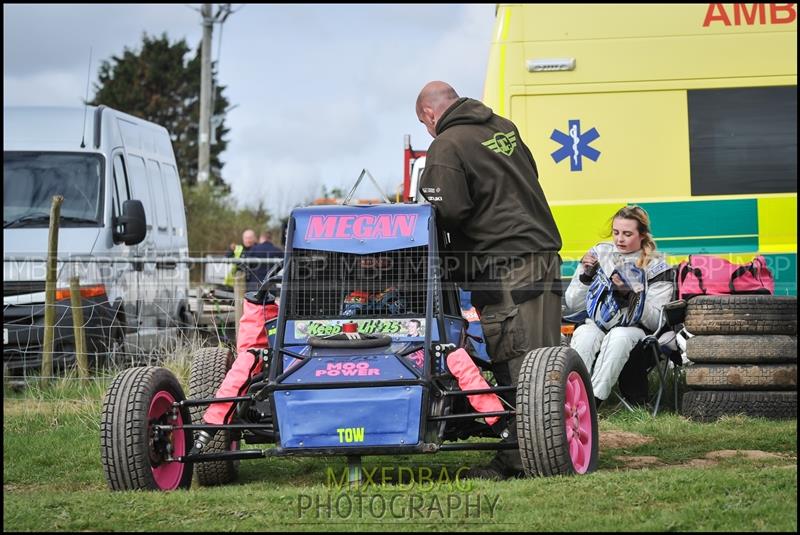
224 244 244 286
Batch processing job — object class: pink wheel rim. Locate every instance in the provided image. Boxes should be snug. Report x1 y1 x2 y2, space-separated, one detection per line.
564 371 593 474
148 391 186 490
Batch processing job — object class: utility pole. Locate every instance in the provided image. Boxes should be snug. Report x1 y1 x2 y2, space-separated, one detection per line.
197 4 234 185
198 3 213 183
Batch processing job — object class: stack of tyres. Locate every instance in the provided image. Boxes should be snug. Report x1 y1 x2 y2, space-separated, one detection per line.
681 295 797 422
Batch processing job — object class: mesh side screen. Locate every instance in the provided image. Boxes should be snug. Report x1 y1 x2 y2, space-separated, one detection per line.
285 247 430 319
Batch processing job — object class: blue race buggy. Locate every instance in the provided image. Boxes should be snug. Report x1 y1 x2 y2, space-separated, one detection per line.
100 203 598 491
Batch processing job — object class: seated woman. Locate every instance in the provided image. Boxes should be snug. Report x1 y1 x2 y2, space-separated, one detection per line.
565 205 673 406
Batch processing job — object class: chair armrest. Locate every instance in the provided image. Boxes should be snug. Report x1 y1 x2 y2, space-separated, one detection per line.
663 299 687 327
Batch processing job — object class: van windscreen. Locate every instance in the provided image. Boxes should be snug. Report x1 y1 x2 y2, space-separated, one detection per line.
3 151 104 228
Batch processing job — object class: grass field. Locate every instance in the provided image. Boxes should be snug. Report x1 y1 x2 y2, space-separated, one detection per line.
3 378 797 532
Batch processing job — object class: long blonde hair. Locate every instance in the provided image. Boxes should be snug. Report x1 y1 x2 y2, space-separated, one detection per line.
609 205 657 268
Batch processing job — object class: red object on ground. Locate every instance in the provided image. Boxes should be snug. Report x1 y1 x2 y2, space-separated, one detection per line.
204 301 279 425
445 348 504 426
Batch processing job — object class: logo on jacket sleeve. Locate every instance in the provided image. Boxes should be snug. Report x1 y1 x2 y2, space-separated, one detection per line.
482 131 517 156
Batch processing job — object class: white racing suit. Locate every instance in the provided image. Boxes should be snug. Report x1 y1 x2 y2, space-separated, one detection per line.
565 243 672 400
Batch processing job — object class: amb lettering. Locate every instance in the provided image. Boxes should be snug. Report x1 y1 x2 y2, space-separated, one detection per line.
337 427 365 443
315 362 381 377
703 3 796 26
305 214 418 240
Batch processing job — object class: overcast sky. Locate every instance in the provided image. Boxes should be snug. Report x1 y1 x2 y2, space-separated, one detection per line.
4 3 496 218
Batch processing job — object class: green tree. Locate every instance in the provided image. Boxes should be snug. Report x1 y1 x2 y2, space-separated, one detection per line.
90 32 230 190
183 183 278 280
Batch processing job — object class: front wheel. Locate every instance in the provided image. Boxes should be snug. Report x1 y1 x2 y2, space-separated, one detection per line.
516 346 599 476
100 366 193 491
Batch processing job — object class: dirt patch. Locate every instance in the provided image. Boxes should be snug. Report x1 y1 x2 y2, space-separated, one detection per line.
676 450 793 470
703 450 786 461
613 455 664 469
682 458 719 469
600 430 654 450
610 449 794 471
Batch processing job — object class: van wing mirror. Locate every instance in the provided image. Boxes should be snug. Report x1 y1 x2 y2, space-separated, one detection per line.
115 199 147 245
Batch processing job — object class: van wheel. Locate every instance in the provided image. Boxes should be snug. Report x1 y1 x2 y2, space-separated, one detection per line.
517 346 599 477
96 321 128 372
171 306 193 343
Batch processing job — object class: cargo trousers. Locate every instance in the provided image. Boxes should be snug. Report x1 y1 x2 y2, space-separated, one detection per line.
474 252 562 473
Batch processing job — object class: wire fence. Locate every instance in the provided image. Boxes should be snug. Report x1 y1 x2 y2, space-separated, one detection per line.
3 255 281 390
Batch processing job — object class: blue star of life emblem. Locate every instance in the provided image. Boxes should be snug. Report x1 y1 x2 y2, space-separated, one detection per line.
550 119 600 171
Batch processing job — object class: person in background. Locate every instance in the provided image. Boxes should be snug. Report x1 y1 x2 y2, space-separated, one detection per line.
244 230 284 292
224 229 257 287
565 205 673 407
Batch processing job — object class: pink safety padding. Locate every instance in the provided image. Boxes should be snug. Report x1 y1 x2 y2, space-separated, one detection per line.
204 302 278 425
445 348 504 427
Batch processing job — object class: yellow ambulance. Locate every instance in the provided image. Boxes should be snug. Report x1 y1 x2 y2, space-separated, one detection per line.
483 3 797 294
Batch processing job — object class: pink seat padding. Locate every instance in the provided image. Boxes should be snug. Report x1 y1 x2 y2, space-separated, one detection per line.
445 348 504 426
204 302 279 425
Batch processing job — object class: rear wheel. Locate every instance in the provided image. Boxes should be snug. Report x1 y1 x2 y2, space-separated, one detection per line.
100 366 193 491
188 346 240 486
517 346 598 477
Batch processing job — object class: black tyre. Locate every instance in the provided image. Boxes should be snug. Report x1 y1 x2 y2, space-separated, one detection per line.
686 335 797 364
517 346 599 477
188 346 239 486
682 390 797 422
684 295 796 335
685 363 797 390
101 366 193 491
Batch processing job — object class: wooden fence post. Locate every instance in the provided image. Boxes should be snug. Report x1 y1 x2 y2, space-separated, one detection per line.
41 195 63 382
69 276 88 379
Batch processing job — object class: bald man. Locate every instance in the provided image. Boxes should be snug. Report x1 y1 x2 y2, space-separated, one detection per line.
416 81 563 480
224 229 258 287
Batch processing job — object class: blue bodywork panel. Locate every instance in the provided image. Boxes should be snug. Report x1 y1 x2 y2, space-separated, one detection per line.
280 351 418 384
459 289 489 361
274 385 423 448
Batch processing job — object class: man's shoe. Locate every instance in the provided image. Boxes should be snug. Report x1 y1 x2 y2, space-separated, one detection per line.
461 465 508 480
462 458 523 480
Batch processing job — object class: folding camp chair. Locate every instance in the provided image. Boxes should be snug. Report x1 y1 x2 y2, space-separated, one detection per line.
613 298 688 416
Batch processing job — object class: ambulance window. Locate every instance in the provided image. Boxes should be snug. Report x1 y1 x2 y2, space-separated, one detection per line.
688 86 797 195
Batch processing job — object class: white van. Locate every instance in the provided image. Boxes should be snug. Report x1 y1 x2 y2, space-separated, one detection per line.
3 105 190 374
